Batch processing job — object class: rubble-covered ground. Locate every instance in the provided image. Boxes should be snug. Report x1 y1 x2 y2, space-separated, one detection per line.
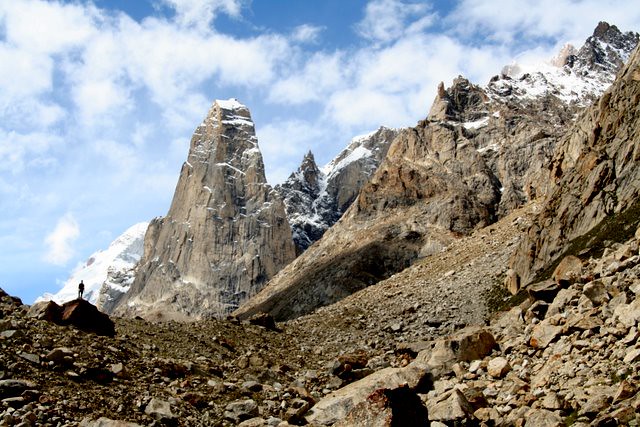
2 203 640 426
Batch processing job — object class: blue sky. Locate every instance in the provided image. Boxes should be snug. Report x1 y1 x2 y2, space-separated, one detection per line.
1 0 639 304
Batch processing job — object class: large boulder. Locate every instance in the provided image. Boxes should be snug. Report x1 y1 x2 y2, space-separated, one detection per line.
414 327 496 374
334 386 429 427
29 299 115 337
305 362 432 426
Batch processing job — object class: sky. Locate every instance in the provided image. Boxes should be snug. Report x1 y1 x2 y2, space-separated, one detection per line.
1 0 639 304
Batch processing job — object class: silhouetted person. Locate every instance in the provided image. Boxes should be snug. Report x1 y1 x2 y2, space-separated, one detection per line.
78 280 85 300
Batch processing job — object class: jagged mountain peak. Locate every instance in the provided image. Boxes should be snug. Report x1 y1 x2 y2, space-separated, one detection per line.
486 21 639 107
111 99 295 320
277 126 400 254
428 76 488 122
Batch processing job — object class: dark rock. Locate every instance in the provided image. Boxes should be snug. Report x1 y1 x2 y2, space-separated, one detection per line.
60 299 116 337
334 385 428 427
527 280 562 303
27 301 62 321
224 399 259 423
248 312 279 331
0 380 32 399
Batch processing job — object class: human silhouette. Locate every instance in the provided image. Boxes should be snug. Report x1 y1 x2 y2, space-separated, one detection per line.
78 280 85 299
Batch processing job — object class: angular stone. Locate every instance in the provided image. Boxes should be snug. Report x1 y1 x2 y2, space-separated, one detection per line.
0 380 32 398
614 298 640 328
487 357 511 378
79 418 143 427
305 362 432 426
27 301 62 321
225 399 259 424
523 409 562 427
427 389 476 423
582 280 609 306
547 288 579 317
334 386 428 427
237 418 268 427
530 320 564 348
144 398 176 423
541 392 563 410
579 393 611 416
18 352 40 364
415 327 496 372
552 255 583 285
613 380 636 402
505 269 520 295
623 348 640 363
248 312 278 331
528 280 562 303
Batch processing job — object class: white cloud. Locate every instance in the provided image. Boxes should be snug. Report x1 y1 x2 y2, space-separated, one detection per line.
1 0 97 54
291 24 325 43
0 130 63 173
450 0 640 46
355 0 434 43
160 0 244 31
269 52 345 104
43 213 80 266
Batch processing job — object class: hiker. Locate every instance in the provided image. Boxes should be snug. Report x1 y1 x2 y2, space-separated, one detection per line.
78 280 85 299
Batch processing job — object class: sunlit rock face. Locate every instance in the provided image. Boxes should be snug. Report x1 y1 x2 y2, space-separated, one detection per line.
114 99 295 320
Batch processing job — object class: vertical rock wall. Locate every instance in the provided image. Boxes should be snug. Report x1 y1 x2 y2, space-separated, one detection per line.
114 99 295 319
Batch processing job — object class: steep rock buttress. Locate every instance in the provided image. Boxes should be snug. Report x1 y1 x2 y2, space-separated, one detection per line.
114 99 295 319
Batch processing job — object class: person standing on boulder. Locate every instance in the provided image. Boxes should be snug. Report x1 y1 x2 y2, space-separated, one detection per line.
78 280 85 299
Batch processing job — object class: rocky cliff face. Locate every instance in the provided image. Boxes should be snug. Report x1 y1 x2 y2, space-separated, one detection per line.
276 127 399 254
235 22 639 321
510 42 640 286
113 99 296 320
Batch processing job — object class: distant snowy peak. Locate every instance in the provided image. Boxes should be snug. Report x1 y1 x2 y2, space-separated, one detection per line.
488 22 639 106
322 127 396 179
277 126 400 254
37 222 148 306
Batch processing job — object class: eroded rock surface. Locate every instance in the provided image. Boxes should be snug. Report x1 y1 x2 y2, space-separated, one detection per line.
114 99 295 320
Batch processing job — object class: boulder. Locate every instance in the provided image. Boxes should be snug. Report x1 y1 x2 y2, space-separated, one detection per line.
426 389 476 423
614 297 640 328
144 398 177 424
27 301 62 321
487 357 511 378
523 409 563 427
305 362 432 426
582 281 609 305
551 255 583 285
29 299 115 337
415 327 496 373
334 386 428 427
60 299 116 337
529 319 564 348
248 312 278 331
225 399 259 424
527 280 562 303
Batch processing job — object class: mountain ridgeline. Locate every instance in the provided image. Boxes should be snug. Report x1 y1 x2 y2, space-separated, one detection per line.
44 22 640 325
235 22 640 320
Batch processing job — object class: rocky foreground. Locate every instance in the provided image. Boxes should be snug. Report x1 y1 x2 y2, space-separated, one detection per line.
1 206 640 425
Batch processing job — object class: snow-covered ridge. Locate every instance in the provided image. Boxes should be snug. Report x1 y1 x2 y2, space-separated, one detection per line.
38 222 148 305
487 22 639 106
277 126 400 253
